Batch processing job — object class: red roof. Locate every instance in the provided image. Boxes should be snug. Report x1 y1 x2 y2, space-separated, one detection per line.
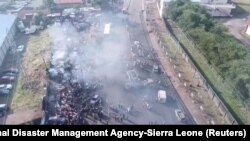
54 0 83 4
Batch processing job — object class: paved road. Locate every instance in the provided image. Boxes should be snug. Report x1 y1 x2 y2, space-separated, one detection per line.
124 0 195 124
95 0 194 124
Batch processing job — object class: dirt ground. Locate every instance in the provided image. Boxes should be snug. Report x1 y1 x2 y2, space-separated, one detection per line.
6 109 42 125
223 18 250 48
221 0 250 48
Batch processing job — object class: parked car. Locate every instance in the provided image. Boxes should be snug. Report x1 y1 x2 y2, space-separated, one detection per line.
0 104 7 117
0 76 15 83
0 89 10 95
0 84 13 90
0 72 17 77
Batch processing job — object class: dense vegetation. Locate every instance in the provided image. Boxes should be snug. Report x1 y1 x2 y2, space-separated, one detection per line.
166 0 250 122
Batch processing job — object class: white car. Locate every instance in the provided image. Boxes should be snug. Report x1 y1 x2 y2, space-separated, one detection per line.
0 84 13 90
17 45 24 52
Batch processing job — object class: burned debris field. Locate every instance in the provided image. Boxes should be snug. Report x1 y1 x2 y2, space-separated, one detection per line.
42 8 193 125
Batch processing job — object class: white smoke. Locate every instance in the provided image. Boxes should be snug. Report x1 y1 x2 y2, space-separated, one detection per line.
48 12 130 85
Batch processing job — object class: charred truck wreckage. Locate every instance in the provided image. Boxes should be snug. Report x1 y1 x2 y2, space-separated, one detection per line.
41 3 194 125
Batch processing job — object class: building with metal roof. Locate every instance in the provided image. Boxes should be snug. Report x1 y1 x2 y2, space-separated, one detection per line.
0 14 17 67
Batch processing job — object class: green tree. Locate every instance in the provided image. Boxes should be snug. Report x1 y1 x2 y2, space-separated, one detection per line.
178 9 202 30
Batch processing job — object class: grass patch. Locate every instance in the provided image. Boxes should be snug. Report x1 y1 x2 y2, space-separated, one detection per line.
11 74 41 111
11 30 51 112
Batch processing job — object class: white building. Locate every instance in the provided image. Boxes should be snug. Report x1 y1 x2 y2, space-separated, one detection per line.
246 19 250 36
157 0 235 18
0 14 17 67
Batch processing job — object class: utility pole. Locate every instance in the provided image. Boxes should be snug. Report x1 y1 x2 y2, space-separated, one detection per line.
40 53 48 71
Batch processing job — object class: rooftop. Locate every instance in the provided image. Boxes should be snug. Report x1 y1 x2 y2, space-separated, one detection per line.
0 14 17 47
54 0 83 4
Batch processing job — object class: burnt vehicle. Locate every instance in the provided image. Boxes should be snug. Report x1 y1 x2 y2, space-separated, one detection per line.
73 22 91 32
126 70 139 81
90 94 102 106
48 68 70 83
175 109 187 122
